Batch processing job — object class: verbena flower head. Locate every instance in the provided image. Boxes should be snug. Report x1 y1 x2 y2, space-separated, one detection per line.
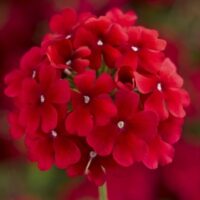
4 7 190 186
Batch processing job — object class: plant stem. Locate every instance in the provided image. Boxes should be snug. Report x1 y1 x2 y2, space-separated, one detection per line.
98 183 108 200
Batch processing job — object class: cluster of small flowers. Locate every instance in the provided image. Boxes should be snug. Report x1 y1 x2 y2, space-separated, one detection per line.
4 8 189 185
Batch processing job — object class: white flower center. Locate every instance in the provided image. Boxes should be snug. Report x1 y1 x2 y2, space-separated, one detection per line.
89 151 97 158
131 46 139 52
117 121 125 129
84 95 90 104
66 60 72 66
157 83 162 91
32 70 36 79
51 130 58 138
97 40 103 46
65 34 71 39
40 95 45 103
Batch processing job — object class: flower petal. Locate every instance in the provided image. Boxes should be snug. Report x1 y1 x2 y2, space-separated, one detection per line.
74 70 95 93
91 95 117 126
65 107 93 136
47 79 70 104
113 133 146 167
115 90 139 118
143 136 174 169
87 125 117 156
144 91 169 120
54 136 80 169
134 72 157 94
41 103 58 133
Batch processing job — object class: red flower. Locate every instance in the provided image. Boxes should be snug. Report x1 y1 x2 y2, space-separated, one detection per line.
4 8 189 185
49 8 78 37
66 140 116 186
45 38 91 73
143 136 174 169
49 8 92 38
25 121 81 170
19 64 70 133
117 26 166 73
106 8 138 27
65 70 116 136
135 58 190 119
74 17 127 69
4 47 44 98
87 90 158 167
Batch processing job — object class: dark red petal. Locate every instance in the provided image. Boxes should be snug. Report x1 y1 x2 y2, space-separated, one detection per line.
115 90 140 118
39 64 57 89
67 160 86 177
72 58 89 73
131 111 158 141
143 136 174 169
103 45 121 68
116 51 138 70
89 50 102 70
94 73 115 95
105 24 128 46
74 46 91 58
47 39 72 67
91 95 117 126
20 47 42 70
20 79 40 104
4 70 24 97
50 8 77 34
74 27 97 48
47 79 70 104
87 125 117 156
65 107 93 136
41 103 58 133
19 106 40 134
27 134 54 170
113 133 147 167
50 14 64 34
71 91 83 109
85 16 110 36
127 27 141 44
87 160 106 186
74 70 95 93
54 136 80 169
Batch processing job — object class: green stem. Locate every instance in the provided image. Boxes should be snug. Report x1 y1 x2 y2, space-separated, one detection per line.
98 183 108 200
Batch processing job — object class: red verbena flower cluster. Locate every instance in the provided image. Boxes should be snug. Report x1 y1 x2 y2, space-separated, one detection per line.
4 8 189 186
